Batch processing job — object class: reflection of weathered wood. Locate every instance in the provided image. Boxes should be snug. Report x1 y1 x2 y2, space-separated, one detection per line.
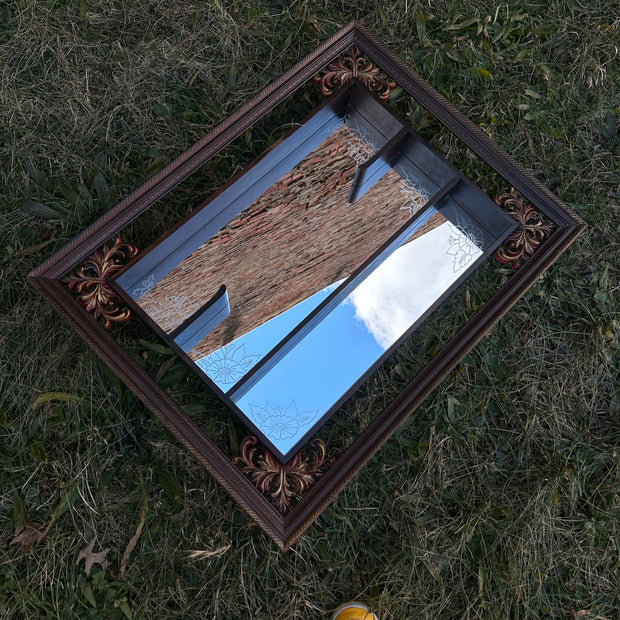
139 126 441 359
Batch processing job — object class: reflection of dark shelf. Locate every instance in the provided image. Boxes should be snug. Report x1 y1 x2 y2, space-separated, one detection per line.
348 126 409 203
170 284 229 352
113 85 355 301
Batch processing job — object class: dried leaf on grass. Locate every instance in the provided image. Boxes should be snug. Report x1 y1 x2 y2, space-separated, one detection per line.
119 475 148 577
10 484 80 555
10 522 46 554
76 538 110 576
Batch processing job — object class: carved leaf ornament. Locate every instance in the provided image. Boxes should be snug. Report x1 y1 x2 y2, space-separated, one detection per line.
314 46 396 101
234 437 333 513
63 236 138 329
494 190 555 269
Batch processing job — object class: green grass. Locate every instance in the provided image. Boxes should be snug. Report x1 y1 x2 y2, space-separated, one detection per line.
1 0 618 618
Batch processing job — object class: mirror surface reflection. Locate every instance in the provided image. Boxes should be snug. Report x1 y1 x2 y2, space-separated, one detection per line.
227 206 483 456
113 84 515 460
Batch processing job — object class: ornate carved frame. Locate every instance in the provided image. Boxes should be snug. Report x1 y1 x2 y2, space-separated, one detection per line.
29 22 584 550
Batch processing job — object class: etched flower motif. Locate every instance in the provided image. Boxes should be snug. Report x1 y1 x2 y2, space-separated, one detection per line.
202 343 259 385
446 219 483 272
343 113 381 153
247 401 319 442
344 126 375 165
399 179 429 218
262 413 298 440
131 273 155 298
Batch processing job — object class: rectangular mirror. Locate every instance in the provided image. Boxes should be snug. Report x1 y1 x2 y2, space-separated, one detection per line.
112 83 516 460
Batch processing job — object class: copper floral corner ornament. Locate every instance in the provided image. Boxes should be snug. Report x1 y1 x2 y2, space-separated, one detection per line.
63 236 138 329
314 46 396 101
494 190 556 269
234 437 333 514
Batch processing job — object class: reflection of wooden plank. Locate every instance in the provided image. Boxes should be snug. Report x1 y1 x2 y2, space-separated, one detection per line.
126 83 516 366
142 127 423 350
171 285 230 353
115 87 353 299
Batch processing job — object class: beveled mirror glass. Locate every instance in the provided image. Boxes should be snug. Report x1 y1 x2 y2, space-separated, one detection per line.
112 83 516 460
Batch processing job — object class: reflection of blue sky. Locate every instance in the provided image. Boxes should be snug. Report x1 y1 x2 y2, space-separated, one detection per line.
233 220 483 456
196 214 483 457
195 279 343 391
233 291 384 455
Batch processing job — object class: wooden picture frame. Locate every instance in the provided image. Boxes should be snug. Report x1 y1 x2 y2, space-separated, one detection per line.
109 80 518 462
29 21 584 550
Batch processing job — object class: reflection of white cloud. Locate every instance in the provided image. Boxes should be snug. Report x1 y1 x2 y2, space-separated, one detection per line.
349 222 483 349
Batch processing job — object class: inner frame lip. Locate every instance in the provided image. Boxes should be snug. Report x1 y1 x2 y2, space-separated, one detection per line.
109 81 517 462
